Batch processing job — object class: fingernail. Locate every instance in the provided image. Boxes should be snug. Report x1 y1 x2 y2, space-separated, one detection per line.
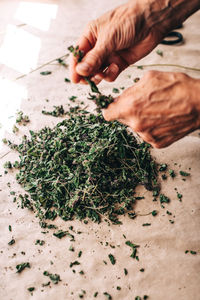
76 62 91 73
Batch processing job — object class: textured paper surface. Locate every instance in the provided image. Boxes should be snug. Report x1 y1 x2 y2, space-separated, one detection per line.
0 1 200 300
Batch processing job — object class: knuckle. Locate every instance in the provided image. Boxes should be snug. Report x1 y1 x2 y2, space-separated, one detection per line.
144 70 158 79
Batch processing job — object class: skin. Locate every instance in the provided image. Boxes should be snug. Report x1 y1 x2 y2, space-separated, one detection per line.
70 0 200 148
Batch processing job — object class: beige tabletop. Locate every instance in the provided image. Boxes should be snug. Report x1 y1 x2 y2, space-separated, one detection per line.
0 1 200 300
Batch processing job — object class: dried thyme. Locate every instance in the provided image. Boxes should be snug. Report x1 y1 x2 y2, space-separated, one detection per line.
43 271 61 284
42 105 65 117
8 108 158 225
108 254 116 265
16 262 30 273
8 239 15 245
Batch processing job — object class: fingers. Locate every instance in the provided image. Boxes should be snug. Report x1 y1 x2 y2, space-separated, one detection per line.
75 41 109 77
103 100 122 121
70 34 94 83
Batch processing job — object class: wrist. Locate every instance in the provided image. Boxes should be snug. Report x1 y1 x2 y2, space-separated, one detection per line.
128 0 200 39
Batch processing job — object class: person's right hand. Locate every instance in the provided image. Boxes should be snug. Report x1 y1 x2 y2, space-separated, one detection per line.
70 0 198 85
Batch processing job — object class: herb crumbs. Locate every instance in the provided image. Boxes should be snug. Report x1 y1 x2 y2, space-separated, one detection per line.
70 261 80 268
103 292 112 300
179 171 190 177
16 262 30 273
108 254 116 265
124 268 128 275
8 239 15 245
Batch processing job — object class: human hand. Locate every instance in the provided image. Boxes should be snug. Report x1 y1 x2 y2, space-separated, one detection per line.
103 71 200 148
70 0 199 85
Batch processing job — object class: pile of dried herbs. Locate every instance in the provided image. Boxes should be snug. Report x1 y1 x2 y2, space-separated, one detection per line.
7 107 158 224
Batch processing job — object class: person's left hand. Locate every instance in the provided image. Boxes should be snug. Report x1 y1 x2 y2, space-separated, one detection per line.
103 70 200 148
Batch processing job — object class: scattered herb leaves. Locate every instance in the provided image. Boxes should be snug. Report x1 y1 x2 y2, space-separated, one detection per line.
108 254 116 265
16 262 30 273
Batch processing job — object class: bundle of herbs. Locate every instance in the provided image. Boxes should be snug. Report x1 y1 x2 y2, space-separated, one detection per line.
7 107 158 224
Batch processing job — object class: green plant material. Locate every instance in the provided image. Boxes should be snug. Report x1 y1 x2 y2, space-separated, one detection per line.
16 262 30 273
10 107 159 225
160 194 170 204
135 297 142 300
133 77 140 83
103 292 112 300
2 138 8 144
179 171 190 177
153 190 159 197
68 45 114 109
116 286 121 290
57 58 68 67
112 88 119 94
70 261 80 268
124 268 128 275
85 78 100 94
13 125 19 133
43 271 61 284
94 292 98 297
69 245 74 252
128 212 137 219
18 194 34 211
166 210 172 215
47 224 57 229
42 281 51 287
108 254 116 265
169 220 174 224
40 71 52 75
177 192 182 201
8 225 12 232
142 223 151 226
87 93 114 111
125 241 139 259
8 239 15 245
137 66 143 69
161 174 167 180
68 45 84 62
156 49 163 56
151 210 157 216
65 78 71 82
16 111 30 125
69 96 77 102
4 161 12 169
53 230 71 239
140 268 145 272
79 270 84 275
42 105 65 117
190 250 197 255
78 251 82 258
159 164 167 171
169 169 176 178
35 239 45 246
27 287 35 292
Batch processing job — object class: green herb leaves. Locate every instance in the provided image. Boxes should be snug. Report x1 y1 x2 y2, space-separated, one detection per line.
16 262 30 273
10 108 158 225
125 241 140 259
43 271 61 284
108 254 116 265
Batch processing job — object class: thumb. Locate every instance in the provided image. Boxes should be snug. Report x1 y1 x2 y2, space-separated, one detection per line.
76 43 108 77
103 100 122 122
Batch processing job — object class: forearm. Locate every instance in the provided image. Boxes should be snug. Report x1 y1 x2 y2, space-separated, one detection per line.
128 0 200 36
